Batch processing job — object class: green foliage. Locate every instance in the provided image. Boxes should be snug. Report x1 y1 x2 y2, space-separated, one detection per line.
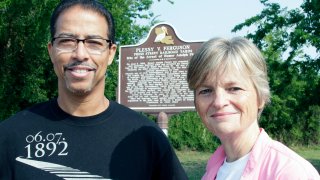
0 0 157 120
233 0 320 145
300 105 320 145
233 0 320 56
168 111 220 152
0 0 59 120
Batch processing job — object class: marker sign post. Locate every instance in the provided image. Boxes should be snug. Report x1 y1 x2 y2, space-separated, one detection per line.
118 23 203 115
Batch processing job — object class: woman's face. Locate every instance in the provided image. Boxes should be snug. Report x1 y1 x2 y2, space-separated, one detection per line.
194 67 263 139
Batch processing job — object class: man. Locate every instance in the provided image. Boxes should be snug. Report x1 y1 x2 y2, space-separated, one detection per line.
0 0 187 179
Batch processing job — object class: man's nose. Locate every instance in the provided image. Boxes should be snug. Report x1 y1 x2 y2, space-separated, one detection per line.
72 41 90 60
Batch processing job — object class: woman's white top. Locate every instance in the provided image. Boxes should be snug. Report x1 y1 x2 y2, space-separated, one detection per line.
216 153 250 180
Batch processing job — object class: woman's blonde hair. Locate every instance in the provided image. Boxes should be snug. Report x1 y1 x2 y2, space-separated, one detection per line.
187 37 270 115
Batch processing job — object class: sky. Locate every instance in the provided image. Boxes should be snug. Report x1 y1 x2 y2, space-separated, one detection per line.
146 0 303 42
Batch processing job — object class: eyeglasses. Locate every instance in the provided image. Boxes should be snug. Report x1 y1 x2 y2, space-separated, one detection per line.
51 37 113 55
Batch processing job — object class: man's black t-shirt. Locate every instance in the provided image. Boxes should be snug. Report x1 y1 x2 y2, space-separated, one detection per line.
0 99 187 180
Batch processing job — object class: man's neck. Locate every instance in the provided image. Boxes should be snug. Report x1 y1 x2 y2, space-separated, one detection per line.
57 90 109 117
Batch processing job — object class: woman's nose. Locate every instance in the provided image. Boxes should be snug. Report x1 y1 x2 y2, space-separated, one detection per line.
212 89 228 109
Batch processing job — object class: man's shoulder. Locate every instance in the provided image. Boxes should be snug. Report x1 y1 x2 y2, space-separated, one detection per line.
110 101 153 122
0 100 53 127
109 101 162 132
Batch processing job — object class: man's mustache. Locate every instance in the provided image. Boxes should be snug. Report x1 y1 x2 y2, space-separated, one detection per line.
63 61 96 71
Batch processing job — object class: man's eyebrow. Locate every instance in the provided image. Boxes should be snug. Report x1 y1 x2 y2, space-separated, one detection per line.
86 35 106 39
56 33 106 39
55 33 76 38
54 33 107 39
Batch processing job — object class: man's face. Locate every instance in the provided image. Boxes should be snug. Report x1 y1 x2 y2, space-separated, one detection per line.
48 6 116 95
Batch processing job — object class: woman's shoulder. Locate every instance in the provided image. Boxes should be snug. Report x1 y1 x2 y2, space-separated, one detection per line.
265 139 319 178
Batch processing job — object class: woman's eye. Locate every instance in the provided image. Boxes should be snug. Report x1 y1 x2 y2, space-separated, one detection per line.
199 89 212 95
228 87 242 91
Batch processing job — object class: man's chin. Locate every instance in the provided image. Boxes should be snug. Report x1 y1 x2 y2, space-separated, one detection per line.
67 86 92 95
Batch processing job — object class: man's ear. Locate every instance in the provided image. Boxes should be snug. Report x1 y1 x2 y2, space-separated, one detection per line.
107 44 117 65
48 42 54 63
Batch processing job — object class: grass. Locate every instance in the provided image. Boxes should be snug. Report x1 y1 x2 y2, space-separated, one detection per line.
175 150 211 180
176 146 320 179
291 146 320 173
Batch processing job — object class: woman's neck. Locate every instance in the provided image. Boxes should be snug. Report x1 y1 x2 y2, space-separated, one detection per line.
221 123 260 162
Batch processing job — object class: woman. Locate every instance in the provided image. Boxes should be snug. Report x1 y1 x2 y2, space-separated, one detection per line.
187 37 319 179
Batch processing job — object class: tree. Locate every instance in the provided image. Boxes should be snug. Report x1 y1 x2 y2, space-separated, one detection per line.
0 0 159 120
232 0 320 145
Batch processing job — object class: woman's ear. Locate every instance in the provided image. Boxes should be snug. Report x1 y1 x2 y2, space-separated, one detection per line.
258 99 265 109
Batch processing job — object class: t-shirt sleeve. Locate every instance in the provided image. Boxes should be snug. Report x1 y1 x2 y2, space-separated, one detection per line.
0 121 13 179
151 129 188 180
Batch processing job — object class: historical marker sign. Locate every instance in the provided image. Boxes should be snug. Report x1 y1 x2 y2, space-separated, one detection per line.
118 23 203 113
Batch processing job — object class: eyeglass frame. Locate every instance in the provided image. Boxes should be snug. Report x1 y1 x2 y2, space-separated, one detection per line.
51 37 114 54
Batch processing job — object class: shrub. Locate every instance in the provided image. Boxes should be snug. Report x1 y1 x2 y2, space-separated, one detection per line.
300 105 320 145
168 111 220 152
